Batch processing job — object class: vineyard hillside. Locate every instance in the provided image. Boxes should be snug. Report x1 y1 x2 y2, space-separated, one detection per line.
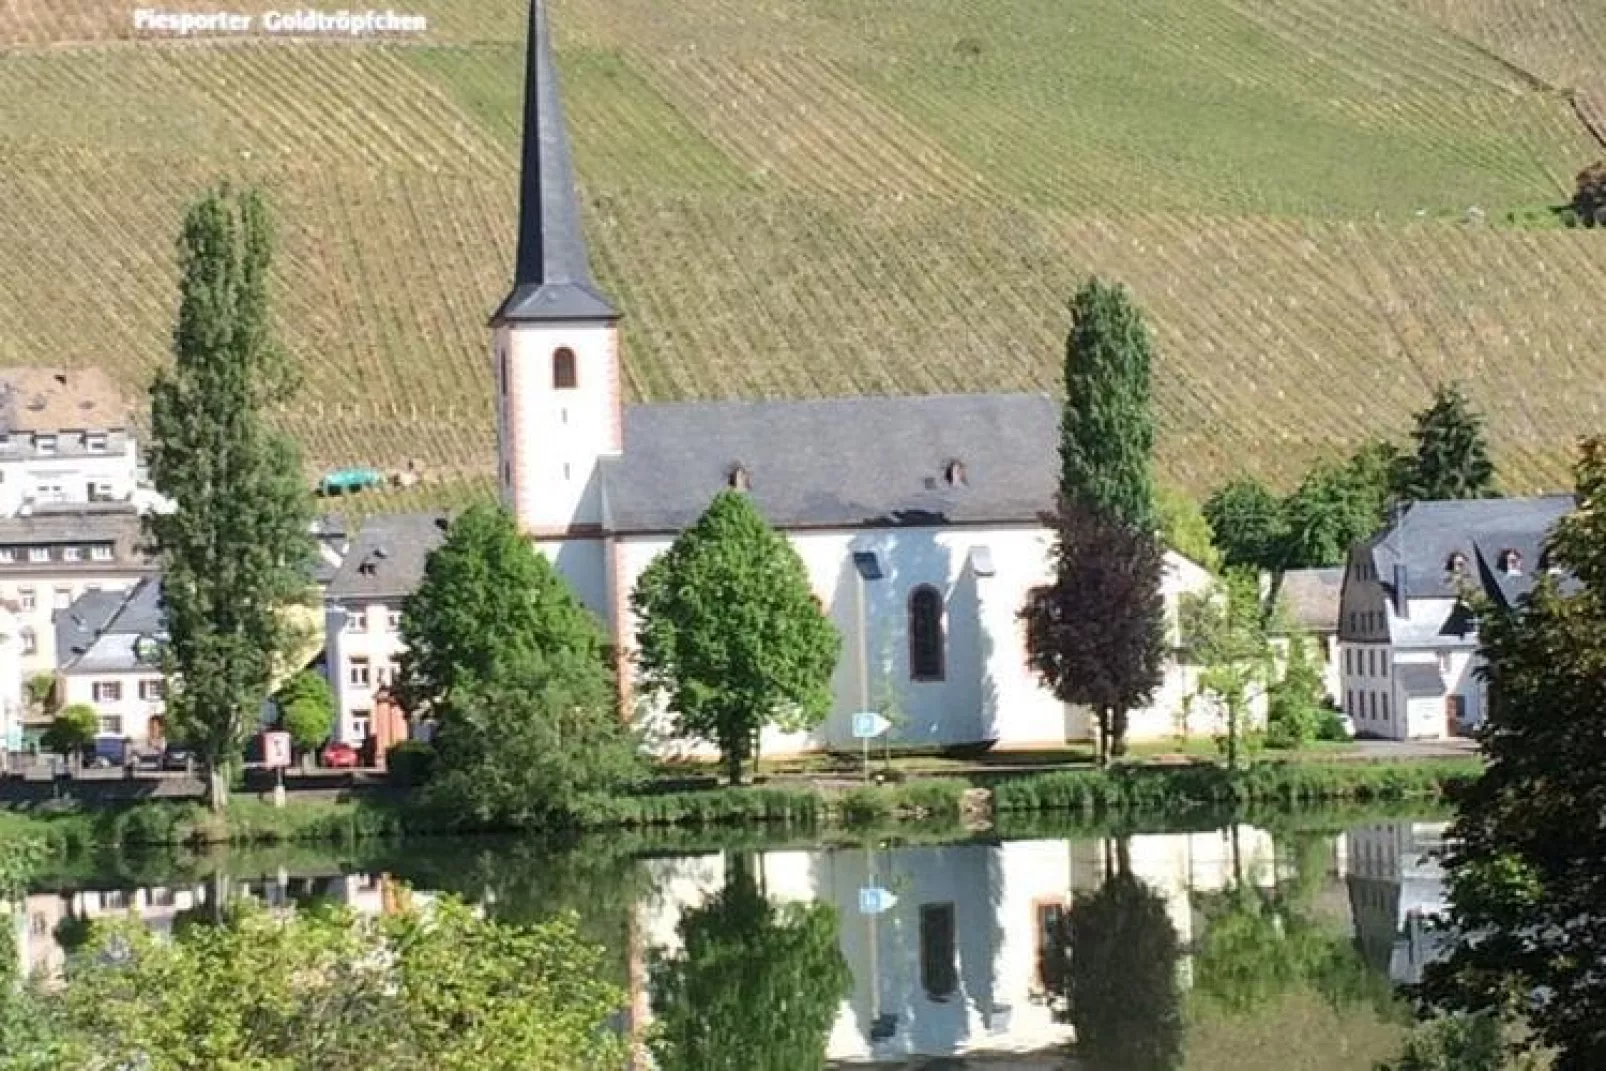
3 0 1606 498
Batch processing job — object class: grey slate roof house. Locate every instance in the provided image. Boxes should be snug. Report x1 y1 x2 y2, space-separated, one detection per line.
56 578 169 746
1337 495 1573 741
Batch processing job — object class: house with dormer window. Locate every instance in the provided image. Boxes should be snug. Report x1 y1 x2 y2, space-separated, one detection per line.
1336 496 1573 740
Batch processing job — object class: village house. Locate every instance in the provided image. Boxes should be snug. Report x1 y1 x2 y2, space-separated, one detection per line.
0 368 143 516
1276 567 1344 704
312 0 1223 758
1336 495 1572 741
55 578 168 750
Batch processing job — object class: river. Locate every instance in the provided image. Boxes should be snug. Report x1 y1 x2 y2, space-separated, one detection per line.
10 809 1450 1069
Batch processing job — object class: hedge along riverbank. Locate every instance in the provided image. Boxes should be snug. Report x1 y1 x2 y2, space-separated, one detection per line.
0 758 1479 851
989 758 1481 816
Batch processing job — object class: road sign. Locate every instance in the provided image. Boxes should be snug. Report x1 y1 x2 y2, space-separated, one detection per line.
858 886 898 915
262 730 292 770
851 711 891 739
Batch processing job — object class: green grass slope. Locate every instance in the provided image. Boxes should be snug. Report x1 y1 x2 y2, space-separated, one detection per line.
2 0 1605 495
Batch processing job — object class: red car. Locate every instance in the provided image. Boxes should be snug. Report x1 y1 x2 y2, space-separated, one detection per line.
320 741 360 769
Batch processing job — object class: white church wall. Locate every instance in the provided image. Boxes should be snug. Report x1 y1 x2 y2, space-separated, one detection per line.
532 537 610 621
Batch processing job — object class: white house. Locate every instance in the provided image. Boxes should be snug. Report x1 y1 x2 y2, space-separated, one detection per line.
0 368 141 516
0 604 25 755
55 579 168 749
440 0 1220 756
1344 821 1450 985
323 513 445 746
1277 567 1343 704
1336 496 1572 741
0 503 154 691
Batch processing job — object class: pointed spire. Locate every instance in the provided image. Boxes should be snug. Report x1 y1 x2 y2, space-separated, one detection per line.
491 0 618 324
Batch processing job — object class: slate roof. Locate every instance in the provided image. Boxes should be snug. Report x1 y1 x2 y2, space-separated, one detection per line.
601 393 1059 534
1280 567 1342 633
490 0 618 325
0 368 129 433
1397 662 1447 698
1365 496 1573 604
0 503 152 574
58 578 165 674
325 512 449 602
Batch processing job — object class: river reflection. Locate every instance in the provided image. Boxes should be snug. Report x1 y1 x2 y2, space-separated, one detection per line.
9 817 1449 1069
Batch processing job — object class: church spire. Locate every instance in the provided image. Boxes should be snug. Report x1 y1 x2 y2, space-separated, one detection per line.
491 0 618 324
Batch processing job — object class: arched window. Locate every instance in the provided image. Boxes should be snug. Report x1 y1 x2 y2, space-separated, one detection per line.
908 585 945 681
552 347 577 390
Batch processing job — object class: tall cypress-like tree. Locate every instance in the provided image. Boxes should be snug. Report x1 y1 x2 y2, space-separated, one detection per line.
1060 277 1156 531
148 185 314 812
1024 279 1166 763
1394 382 1496 502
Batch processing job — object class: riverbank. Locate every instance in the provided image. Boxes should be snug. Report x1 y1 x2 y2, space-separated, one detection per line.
0 756 1479 852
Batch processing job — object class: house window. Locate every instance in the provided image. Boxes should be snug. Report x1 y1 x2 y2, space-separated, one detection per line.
350 713 371 740
944 460 967 487
138 680 165 701
1368 649 1376 677
1381 694 1390 721
348 658 371 687
18 588 35 611
88 481 116 502
727 464 750 492
919 903 958 1001
86 433 108 454
63 546 81 562
1346 689 1355 716
91 544 112 562
53 587 71 611
1446 552 1468 575
28 548 48 563
35 435 56 456
0 548 12 564
1382 652 1390 677
552 347 577 390
20 628 35 655
93 682 123 703
908 585 945 681
344 610 366 634
386 610 402 633
1367 692 1376 721
497 347 508 397
148 888 175 908
98 715 123 735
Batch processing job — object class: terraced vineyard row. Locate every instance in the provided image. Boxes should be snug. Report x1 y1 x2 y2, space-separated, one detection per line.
2 0 1605 496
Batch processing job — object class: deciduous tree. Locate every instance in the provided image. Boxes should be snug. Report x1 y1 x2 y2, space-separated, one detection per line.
273 669 335 755
632 492 840 785
650 854 851 1071
1180 570 1272 770
41 705 97 764
398 504 635 825
1156 485 1221 573
1414 439 1606 1070
1571 160 1606 227
147 184 315 812
1060 278 1157 531
1392 382 1496 502
1203 477 1285 574
1022 501 1167 766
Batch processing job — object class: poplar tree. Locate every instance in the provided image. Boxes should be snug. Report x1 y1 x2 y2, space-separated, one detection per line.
1060 277 1156 531
148 184 314 812
1394 382 1496 502
1024 279 1166 763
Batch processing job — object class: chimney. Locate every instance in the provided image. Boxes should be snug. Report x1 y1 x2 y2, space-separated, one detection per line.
1391 564 1408 618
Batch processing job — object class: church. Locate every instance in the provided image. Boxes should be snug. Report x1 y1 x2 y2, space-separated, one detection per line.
481 0 1216 755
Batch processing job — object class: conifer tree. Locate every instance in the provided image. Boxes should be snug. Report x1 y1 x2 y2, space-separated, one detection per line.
1394 382 1496 502
148 185 314 812
1060 278 1157 531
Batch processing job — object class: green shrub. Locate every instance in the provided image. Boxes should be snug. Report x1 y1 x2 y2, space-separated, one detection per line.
386 741 436 789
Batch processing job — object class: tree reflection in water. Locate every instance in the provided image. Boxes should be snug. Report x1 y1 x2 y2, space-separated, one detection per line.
649 852 852 1071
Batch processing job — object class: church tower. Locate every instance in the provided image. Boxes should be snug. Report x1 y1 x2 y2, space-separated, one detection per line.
491 0 621 535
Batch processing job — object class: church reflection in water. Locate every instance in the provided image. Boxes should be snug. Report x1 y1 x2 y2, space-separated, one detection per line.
8 821 1449 1066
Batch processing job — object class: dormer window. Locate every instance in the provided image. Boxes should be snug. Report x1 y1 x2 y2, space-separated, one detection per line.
1498 549 1523 577
727 464 750 492
1445 551 1468 575
552 347 577 390
86 433 108 454
944 460 967 487
34 435 56 456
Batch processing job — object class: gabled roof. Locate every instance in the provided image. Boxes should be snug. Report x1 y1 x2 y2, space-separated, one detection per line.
326 512 449 602
58 578 164 674
602 393 1058 534
1280 567 1342 633
0 368 130 434
490 0 618 325
1365 496 1573 604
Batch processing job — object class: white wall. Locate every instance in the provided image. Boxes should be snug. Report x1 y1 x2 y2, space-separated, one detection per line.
325 599 404 744
59 669 165 746
0 443 139 517
606 525 1217 756
0 609 22 751
497 322 621 534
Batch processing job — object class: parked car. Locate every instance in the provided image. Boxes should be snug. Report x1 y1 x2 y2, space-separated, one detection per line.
320 742 359 769
161 745 193 772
